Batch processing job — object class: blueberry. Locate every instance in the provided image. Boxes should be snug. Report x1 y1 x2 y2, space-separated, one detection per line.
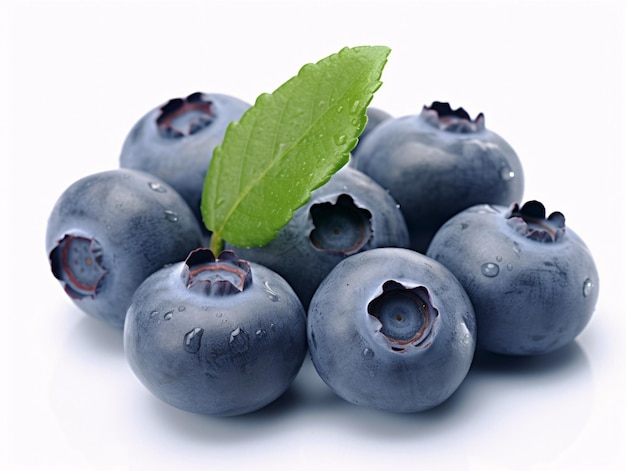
227 166 409 308
46 168 205 328
353 101 524 253
307 247 476 413
426 201 599 355
123 249 307 416
350 106 392 159
119 92 251 226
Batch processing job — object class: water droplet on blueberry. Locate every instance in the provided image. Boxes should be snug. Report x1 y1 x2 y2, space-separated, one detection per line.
362 348 375 359
481 262 500 277
148 181 167 192
164 209 179 222
500 167 515 181
183 327 203 353
263 281 280 302
229 327 250 353
163 310 174 320
582 278 594 297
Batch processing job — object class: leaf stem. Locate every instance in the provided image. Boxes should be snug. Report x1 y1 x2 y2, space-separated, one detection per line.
210 233 225 255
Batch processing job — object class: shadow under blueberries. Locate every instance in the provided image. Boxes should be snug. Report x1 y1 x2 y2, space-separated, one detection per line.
310 341 593 442
143 356 323 444
69 313 125 357
144 380 306 445
468 341 590 378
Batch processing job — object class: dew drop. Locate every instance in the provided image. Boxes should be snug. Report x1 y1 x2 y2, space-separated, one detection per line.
183 327 203 353
229 327 250 353
216 312 223 318
582 278 593 297
350 100 361 113
496 255 503 262
164 210 179 222
459 322 472 345
230 327 241 341
148 181 167 193
363 348 375 359
263 281 280 302
149 310 159 318
163 310 174 320
481 262 500 277
334 134 347 145
500 167 515 181
178 305 186 312
506 263 514 271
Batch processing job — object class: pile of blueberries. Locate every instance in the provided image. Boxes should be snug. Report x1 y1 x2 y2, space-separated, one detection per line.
46 92 599 416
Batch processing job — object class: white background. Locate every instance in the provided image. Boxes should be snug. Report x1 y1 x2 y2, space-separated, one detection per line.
1 0 624 470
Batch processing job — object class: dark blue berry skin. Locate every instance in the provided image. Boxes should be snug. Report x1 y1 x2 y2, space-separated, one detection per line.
426 201 599 355
307 247 476 413
46 169 205 329
353 101 524 253
227 166 410 309
124 249 307 416
119 92 250 226
350 106 392 159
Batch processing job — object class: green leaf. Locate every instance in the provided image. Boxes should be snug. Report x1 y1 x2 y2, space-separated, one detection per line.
201 45 390 252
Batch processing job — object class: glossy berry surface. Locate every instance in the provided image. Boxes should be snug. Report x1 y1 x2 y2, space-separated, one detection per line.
227 166 409 308
426 201 599 355
354 101 524 253
350 106 392 159
46 169 204 328
119 92 250 226
307 247 476 413
124 249 307 416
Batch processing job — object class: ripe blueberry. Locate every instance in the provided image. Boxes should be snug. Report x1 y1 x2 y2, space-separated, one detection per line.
351 106 392 159
119 92 250 227
46 169 205 328
354 101 524 253
307 247 476 412
124 249 307 416
426 201 599 355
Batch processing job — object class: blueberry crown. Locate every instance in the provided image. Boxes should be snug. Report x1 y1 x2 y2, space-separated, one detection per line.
506 200 566 242
421 101 485 133
156 92 215 139
182 248 252 295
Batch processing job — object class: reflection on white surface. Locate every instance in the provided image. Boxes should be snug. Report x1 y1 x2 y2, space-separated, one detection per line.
43 307 599 470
